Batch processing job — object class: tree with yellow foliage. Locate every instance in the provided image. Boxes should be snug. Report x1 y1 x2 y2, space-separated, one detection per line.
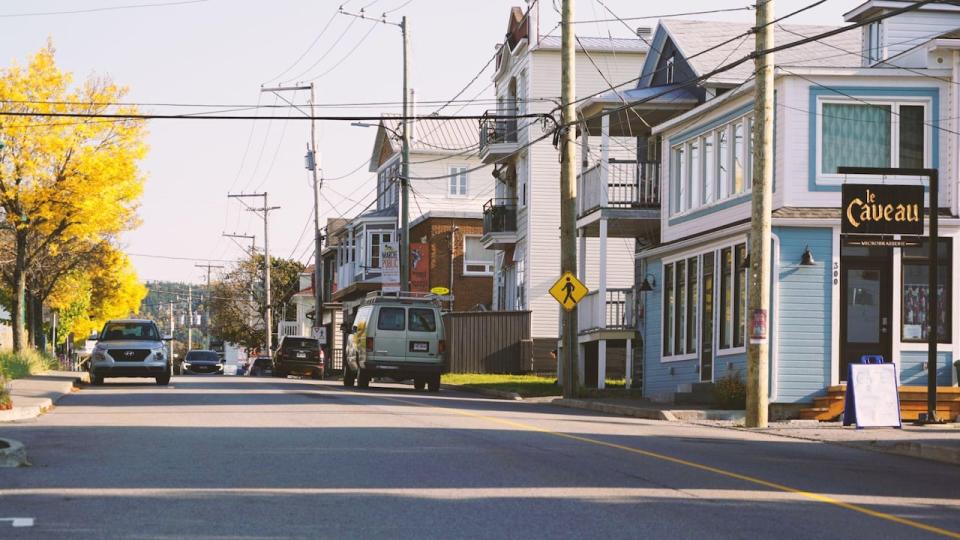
0 44 147 351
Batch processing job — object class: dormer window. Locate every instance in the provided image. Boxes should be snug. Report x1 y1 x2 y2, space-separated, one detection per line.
666 57 676 84
865 21 883 64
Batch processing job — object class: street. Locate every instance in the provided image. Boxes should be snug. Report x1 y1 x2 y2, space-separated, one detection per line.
1 376 958 539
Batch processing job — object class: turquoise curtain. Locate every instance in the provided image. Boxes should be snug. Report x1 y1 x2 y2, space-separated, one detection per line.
822 103 891 174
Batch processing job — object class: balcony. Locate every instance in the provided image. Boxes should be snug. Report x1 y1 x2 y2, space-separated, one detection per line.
577 288 636 340
478 109 519 164
481 198 518 250
577 159 660 238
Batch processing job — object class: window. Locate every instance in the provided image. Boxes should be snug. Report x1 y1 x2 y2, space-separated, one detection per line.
368 231 393 269
663 256 699 358
408 308 437 332
901 239 952 343
666 57 675 84
464 235 495 275
449 166 468 196
100 322 159 341
865 21 883 64
663 263 674 356
719 247 733 349
734 244 748 348
820 101 927 175
377 307 406 331
671 113 753 217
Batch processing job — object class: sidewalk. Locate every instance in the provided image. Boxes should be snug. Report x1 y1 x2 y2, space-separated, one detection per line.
0 371 87 422
547 395 960 466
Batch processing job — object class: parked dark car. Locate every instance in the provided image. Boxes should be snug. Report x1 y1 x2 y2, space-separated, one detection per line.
273 336 324 379
182 350 223 375
249 356 273 377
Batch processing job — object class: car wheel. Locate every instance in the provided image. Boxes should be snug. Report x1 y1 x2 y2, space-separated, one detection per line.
156 374 171 385
343 364 356 387
357 369 370 389
311 369 323 380
413 377 425 391
427 374 440 393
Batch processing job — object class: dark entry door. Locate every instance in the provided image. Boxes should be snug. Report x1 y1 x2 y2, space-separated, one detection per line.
840 254 892 381
700 253 714 382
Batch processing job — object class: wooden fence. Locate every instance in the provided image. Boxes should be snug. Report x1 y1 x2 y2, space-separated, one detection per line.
443 310 532 374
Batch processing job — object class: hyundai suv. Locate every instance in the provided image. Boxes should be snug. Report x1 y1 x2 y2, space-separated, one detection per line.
273 336 324 379
88 319 172 385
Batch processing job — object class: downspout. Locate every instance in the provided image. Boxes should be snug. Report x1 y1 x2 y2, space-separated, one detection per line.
450 222 458 311
953 50 959 217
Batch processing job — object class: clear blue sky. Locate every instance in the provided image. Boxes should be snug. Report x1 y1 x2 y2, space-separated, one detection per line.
0 0 863 283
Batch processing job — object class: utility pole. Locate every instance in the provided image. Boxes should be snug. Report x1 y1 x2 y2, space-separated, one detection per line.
223 232 256 256
196 263 224 348
746 0 774 428
228 193 280 356
400 15 411 292
338 8 410 290
187 285 193 351
260 83 324 323
559 0 579 398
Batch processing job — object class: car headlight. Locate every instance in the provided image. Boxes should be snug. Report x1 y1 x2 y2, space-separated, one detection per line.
92 349 107 361
154 349 166 361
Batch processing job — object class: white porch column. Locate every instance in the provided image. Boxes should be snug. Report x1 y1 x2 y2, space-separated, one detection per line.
598 217 608 329
600 113 610 207
598 340 607 389
580 127 590 217
578 233 586 282
625 338 633 389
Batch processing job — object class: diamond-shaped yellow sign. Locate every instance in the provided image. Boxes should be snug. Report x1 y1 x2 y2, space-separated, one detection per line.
549 271 589 311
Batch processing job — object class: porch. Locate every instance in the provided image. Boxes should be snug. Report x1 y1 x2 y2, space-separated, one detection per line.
800 386 960 422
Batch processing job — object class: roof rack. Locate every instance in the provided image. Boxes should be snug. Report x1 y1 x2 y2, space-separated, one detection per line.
363 291 441 306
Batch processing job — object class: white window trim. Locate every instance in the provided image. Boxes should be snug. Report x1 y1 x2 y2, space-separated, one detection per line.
660 237 749 362
815 97 932 186
463 234 495 276
366 230 393 270
448 165 469 197
670 112 754 218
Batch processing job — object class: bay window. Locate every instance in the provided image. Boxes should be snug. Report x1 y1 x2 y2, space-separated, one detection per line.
901 239 952 343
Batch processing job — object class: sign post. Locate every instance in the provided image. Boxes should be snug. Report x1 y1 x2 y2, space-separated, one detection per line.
838 167 941 424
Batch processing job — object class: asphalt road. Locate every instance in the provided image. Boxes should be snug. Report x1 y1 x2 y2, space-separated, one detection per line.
1 375 959 539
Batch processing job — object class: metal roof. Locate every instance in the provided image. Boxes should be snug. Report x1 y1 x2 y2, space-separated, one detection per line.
660 19 863 85
537 35 649 53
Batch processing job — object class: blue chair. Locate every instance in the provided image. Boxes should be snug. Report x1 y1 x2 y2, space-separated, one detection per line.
859 355 885 365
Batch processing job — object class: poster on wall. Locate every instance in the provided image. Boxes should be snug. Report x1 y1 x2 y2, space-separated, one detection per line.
382 241 400 293
410 243 430 293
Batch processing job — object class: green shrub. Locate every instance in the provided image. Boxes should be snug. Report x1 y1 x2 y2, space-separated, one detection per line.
0 374 10 410
713 371 747 409
0 349 57 381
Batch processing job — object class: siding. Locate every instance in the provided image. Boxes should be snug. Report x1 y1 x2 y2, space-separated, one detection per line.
899 351 954 386
774 226 833 403
883 11 960 61
641 259 697 401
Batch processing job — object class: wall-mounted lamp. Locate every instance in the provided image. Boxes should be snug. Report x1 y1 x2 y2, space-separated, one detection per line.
800 245 816 266
639 273 657 292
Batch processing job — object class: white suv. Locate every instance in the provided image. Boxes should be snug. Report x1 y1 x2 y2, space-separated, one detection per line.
89 319 172 385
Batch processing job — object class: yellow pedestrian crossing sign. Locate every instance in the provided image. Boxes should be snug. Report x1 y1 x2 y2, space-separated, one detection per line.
549 272 588 311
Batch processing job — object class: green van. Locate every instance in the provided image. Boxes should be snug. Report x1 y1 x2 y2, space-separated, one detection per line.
343 293 445 392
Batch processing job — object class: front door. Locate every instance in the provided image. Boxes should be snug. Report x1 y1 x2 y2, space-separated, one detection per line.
839 248 892 381
700 252 714 382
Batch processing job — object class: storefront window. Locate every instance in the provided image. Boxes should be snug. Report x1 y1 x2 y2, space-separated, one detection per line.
734 244 748 347
687 257 698 354
676 259 686 355
719 247 733 349
663 263 674 356
901 239 951 343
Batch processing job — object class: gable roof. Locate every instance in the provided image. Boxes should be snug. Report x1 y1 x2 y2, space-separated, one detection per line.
369 115 480 171
648 19 862 86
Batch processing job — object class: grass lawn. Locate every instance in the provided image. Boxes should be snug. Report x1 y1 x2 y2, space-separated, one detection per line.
441 373 628 398
0 349 57 381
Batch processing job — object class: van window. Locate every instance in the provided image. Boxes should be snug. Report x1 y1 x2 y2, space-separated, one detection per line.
408 309 437 332
377 307 406 331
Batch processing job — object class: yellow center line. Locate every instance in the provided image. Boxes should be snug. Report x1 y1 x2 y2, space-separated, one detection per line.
333 386 960 539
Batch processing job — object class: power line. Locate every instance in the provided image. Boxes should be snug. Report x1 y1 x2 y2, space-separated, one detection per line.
128 253 238 263
304 20 380 81
264 10 340 84
0 0 208 18
572 5 754 24
286 16 360 83
0 110 547 122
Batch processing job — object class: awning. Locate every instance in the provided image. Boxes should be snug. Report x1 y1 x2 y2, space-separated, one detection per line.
578 83 700 138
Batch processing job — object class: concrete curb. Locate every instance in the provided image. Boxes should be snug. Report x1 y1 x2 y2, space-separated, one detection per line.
440 384 524 401
0 371 86 423
0 438 29 467
549 398 746 423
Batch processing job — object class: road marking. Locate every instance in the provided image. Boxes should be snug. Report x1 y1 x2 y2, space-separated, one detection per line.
336 388 960 539
0 518 34 527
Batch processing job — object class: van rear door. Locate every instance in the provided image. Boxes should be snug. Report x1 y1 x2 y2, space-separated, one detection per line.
405 307 441 363
372 306 407 363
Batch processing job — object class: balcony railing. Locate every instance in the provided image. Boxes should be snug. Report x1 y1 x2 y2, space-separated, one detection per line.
482 198 518 235
578 288 635 333
577 159 660 216
479 109 518 152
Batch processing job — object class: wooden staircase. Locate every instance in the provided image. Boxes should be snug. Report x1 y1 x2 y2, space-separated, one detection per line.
799 386 960 422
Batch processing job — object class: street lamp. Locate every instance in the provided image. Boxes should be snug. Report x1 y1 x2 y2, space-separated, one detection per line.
351 121 410 291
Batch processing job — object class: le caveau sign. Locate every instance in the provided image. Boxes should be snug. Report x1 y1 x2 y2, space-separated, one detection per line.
841 184 924 236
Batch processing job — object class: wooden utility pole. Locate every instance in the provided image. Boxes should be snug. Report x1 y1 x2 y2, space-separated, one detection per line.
560 0 579 398
187 285 193 351
746 0 774 428
400 15 411 292
228 192 280 356
196 263 224 348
